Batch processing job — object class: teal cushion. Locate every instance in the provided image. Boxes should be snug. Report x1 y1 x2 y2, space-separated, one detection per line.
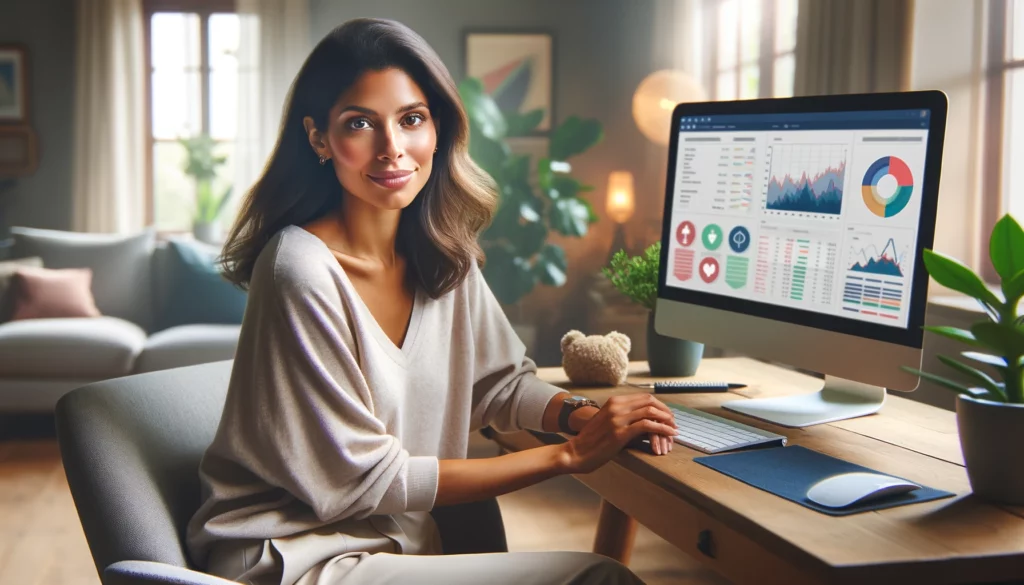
158 239 246 330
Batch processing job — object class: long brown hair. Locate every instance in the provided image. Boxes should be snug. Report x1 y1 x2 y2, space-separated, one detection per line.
219 18 496 298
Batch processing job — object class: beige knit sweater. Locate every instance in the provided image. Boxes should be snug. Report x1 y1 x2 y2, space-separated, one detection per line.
185 225 563 582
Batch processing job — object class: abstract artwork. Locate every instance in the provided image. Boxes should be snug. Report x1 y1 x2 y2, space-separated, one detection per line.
0 46 27 123
465 32 553 133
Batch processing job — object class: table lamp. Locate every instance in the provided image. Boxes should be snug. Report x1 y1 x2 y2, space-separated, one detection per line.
606 170 635 262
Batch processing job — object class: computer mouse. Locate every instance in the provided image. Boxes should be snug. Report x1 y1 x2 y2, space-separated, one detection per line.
806 472 921 508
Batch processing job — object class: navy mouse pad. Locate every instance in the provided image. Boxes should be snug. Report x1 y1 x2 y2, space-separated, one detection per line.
693 445 956 516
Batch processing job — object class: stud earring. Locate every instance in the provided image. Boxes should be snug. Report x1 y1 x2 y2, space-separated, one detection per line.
433 147 438 153
319 155 327 165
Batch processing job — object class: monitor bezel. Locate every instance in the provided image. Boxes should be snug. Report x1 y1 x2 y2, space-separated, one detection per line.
658 91 948 349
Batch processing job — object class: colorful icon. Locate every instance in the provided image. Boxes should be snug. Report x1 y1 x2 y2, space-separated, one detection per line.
725 256 749 289
862 156 913 217
673 249 695 281
699 257 720 283
676 221 696 247
702 223 723 250
728 226 750 253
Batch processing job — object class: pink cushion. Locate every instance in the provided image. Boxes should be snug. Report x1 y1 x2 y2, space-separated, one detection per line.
10 266 102 320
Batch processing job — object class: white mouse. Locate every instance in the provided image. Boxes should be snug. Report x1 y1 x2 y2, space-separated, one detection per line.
806 472 921 508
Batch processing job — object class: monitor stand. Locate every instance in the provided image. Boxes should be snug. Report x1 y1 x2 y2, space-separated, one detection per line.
722 376 886 428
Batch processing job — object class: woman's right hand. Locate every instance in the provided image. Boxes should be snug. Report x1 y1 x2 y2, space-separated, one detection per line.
559 394 678 474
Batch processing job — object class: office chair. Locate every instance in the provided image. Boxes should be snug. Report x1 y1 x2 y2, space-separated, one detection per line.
56 360 507 585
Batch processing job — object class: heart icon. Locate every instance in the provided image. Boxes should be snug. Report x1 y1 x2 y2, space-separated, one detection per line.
699 257 720 283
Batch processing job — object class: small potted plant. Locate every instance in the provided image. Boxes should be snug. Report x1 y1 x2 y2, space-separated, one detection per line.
902 214 1024 505
603 241 704 376
180 133 234 245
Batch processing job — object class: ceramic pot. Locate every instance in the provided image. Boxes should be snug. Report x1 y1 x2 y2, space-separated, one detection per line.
956 395 1024 505
645 311 704 377
193 221 222 245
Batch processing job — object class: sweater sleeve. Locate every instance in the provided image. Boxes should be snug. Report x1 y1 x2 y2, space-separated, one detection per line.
221 251 438 523
466 263 565 433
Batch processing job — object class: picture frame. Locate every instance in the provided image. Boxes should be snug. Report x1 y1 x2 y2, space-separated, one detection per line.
0 45 28 124
0 125 39 177
463 30 554 135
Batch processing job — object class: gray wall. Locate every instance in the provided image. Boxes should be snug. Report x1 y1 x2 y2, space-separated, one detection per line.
0 0 76 237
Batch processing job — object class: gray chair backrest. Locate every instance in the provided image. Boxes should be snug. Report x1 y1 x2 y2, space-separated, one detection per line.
56 360 233 575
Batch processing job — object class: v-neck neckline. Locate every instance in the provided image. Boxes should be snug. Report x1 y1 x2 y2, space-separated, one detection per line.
286 225 423 363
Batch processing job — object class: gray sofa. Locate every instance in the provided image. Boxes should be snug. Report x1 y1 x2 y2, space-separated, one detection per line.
0 227 241 412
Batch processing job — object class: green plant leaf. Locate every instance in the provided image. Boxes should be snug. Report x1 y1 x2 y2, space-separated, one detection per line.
923 325 981 347
922 249 1003 309
901 366 989 397
458 78 507 141
534 244 568 286
468 126 510 177
482 245 536 306
937 355 1006 400
536 158 553 192
509 219 548 258
961 351 1009 370
550 175 582 200
505 109 544 137
550 197 591 237
550 116 603 160
990 214 1024 280
1003 268 1024 305
580 197 599 224
971 321 1024 356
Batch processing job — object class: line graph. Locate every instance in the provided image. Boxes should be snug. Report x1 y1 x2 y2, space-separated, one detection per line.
764 144 847 217
848 237 907 278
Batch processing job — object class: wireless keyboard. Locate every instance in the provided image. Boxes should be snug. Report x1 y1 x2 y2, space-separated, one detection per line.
669 403 787 454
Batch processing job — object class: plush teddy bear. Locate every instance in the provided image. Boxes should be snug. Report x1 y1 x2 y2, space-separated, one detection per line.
560 330 631 386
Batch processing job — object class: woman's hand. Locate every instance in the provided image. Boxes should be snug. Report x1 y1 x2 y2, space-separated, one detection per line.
560 394 678 474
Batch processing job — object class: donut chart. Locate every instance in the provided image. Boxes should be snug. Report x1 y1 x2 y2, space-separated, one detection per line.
861 156 913 217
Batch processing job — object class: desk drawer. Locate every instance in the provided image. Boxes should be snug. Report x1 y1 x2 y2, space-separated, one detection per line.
576 461 826 585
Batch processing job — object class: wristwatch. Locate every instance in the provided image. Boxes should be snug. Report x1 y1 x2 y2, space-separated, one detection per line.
558 395 599 435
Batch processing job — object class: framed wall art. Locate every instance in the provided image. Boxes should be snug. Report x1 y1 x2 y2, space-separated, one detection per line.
464 31 554 134
0 46 28 123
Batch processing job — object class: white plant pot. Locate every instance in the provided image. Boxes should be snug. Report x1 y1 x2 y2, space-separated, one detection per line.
193 221 222 245
956 395 1024 505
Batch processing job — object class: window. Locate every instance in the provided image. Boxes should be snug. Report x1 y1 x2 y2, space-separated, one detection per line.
145 0 239 234
989 0 1024 225
698 0 799 100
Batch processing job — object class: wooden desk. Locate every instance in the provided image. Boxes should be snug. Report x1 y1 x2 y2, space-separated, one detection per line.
490 358 1024 585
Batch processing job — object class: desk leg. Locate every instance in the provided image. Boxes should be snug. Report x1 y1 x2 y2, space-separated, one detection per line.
593 499 638 564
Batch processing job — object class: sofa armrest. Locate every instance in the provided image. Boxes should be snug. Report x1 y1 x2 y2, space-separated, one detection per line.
103 561 241 585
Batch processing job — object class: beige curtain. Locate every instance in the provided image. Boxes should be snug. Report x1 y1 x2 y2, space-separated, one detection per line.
233 0 310 217
70 0 146 233
794 0 915 95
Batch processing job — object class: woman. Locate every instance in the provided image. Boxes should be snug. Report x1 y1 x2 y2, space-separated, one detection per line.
187 18 679 585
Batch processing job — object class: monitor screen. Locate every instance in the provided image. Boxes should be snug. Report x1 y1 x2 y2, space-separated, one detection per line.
665 108 932 333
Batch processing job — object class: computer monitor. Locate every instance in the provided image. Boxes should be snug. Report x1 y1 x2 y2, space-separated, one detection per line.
655 91 947 428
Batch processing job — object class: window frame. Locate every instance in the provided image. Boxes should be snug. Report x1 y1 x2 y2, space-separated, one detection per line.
982 0 1017 282
700 0 795 101
142 0 237 234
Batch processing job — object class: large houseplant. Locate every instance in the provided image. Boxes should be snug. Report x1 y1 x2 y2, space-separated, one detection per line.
603 241 704 376
902 213 1024 504
180 133 233 244
458 78 602 308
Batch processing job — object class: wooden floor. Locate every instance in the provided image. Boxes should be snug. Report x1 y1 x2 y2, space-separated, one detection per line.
0 417 727 585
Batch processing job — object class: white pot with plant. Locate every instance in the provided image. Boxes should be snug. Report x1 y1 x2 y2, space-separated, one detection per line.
180 134 233 245
903 214 1024 505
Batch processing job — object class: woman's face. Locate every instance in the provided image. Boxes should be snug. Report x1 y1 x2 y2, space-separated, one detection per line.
306 68 437 211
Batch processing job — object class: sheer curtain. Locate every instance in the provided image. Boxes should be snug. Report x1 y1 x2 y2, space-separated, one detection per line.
71 0 147 233
232 0 310 218
793 0 915 95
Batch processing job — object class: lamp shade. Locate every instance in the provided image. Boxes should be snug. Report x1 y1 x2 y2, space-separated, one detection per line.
632 69 707 146
606 171 635 224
